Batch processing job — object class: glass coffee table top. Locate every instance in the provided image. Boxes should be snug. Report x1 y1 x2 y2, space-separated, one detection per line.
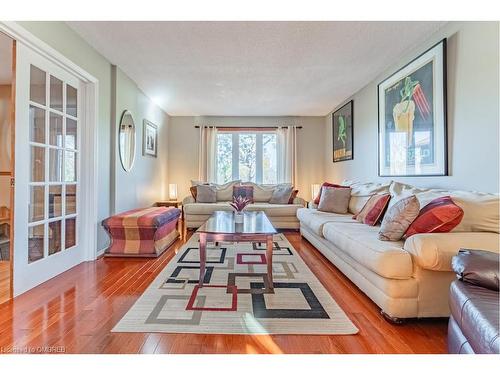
197 211 277 235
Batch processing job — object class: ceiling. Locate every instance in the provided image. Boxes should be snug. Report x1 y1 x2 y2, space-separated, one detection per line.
0 32 13 85
67 21 446 116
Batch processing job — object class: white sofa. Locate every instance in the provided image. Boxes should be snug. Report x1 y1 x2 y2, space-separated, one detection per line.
183 181 306 229
297 180 500 320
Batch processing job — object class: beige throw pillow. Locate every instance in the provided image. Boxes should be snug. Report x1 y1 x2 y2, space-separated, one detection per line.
269 186 294 204
190 180 241 202
318 187 352 214
195 185 217 203
378 195 420 241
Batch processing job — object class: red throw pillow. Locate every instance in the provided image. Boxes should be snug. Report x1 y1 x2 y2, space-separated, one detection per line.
353 194 391 226
313 182 350 205
288 189 299 204
233 185 254 203
404 196 464 238
190 186 197 200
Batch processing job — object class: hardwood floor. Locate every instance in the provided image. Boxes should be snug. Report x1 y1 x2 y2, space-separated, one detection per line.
0 228 448 354
0 261 10 305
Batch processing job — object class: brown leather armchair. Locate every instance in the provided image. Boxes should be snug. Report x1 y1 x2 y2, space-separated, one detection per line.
448 249 499 354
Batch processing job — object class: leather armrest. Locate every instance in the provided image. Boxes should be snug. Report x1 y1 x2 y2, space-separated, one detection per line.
452 249 499 291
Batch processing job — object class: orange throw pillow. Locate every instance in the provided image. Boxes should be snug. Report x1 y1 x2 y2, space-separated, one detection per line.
404 196 464 238
353 194 391 226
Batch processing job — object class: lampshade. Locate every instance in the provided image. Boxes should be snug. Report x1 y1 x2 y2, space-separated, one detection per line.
311 184 321 201
168 183 178 201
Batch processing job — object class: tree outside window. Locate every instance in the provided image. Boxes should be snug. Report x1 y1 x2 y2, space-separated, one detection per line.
216 132 277 184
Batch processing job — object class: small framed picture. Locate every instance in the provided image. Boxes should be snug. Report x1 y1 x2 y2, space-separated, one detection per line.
143 119 158 157
332 100 354 162
378 39 447 177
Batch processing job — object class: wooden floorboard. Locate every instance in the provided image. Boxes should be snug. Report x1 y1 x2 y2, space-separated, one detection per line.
0 227 448 354
0 261 10 305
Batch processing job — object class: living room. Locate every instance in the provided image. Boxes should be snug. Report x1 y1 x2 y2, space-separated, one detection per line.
0 0 499 371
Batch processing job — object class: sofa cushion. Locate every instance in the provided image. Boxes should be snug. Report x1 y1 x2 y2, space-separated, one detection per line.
183 202 233 215
388 181 429 208
297 208 356 236
216 181 241 202
240 182 292 202
191 180 242 202
448 191 499 234
184 202 302 218
449 281 499 354
246 203 302 217
342 180 392 215
322 222 412 279
389 182 499 233
403 232 500 272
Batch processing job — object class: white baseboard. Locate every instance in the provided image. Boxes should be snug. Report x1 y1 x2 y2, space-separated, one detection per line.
96 247 107 259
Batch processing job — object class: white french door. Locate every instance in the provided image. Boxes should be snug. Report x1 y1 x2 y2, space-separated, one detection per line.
13 43 86 296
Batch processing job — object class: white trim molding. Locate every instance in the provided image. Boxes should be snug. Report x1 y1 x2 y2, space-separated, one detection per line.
0 21 100 262
0 21 99 84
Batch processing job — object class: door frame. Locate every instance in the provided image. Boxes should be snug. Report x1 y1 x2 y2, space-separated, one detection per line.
0 22 99 284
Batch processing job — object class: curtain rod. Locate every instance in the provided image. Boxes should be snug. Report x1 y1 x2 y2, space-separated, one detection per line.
194 126 302 129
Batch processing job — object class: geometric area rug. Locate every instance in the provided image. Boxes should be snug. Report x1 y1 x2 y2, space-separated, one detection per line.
112 233 358 335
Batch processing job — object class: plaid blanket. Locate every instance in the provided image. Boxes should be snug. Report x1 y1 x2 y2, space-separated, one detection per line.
103 207 181 256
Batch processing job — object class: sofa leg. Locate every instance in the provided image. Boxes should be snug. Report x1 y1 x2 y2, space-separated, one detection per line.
381 311 405 325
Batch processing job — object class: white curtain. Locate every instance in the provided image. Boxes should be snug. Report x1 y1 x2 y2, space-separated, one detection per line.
198 126 218 182
276 125 298 186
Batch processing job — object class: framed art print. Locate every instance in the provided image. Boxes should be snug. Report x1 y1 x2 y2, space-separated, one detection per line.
143 119 158 157
378 39 447 176
332 100 353 162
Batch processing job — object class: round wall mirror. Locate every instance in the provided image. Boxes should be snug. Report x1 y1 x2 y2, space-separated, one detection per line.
119 110 136 172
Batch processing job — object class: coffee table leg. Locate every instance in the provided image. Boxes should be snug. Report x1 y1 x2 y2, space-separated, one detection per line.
199 233 207 287
266 235 274 291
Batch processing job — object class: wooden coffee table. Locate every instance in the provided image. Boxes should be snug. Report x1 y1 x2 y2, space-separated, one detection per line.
196 211 277 290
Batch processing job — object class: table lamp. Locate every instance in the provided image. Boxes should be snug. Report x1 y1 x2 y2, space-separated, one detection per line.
168 183 178 201
311 183 321 201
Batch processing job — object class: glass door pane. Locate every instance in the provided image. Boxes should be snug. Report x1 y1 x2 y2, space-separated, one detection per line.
27 64 79 262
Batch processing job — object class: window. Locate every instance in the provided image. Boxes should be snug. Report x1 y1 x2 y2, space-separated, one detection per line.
216 132 277 184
